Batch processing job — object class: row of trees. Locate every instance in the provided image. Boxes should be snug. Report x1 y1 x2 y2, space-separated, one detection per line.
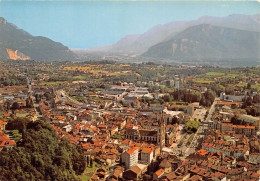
242 94 260 116
35 92 54 103
0 77 27 86
138 89 216 107
86 156 93 167
170 89 216 107
1 97 33 111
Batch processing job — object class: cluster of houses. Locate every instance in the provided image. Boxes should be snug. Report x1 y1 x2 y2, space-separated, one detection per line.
0 86 29 108
0 85 37 151
0 62 259 181
30 80 259 181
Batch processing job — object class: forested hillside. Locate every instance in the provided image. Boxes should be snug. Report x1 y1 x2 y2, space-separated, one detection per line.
0 119 86 181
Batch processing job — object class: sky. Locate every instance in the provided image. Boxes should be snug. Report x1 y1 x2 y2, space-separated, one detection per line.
0 1 259 48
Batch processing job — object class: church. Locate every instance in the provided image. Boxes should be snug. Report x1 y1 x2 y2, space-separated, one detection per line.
124 114 167 150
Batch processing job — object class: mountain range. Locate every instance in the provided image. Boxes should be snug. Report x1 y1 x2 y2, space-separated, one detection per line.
0 14 259 63
143 24 260 61
87 14 260 60
0 17 76 61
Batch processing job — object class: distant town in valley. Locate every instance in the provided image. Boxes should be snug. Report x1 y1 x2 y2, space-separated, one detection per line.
0 1 260 181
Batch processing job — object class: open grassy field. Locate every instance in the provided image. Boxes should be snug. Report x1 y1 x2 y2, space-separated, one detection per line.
39 81 65 85
77 173 92 181
77 162 101 181
237 83 247 87
193 78 214 84
187 133 195 146
73 76 87 80
252 84 260 90
108 72 129 76
170 101 188 105
249 68 260 73
157 73 166 77
237 83 260 90
227 73 239 77
89 96 112 102
15 113 29 117
205 72 224 76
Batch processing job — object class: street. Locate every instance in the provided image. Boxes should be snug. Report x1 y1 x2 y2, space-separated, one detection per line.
169 98 219 158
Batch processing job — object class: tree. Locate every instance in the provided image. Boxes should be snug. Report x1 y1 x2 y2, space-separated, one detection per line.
90 157 93 168
203 89 216 107
44 92 52 101
11 102 20 110
35 94 41 103
87 156 89 167
225 85 234 95
11 79 16 85
247 83 251 89
4 101 11 110
245 106 259 117
143 174 152 181
0 104 5 111
252 94 260 104
172 116 179 124
200 96 206 106
184 120 201 133
26 98 33 108
162 95 171 102
6 117 30 132
242 97 253 108
191 91 201 102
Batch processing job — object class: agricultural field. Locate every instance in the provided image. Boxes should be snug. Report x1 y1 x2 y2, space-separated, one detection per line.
108 72 130 76
226 73 239 77
72 76 87 80
192 78 214 84
64 66 92 71
39 81 66 85
205 72 225 76
252 84 260 90
237 83 260 90
157 72 166 77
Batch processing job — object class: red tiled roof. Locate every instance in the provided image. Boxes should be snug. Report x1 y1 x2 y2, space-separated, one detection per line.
0 133 16 147
217 101 242 106
155 168 164 176
0 120 7 125
142 147 153 154
126 147 138 155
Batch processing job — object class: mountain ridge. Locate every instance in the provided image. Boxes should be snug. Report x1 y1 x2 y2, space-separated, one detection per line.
0 17 76 61
86 14 260 54
142 24 260 61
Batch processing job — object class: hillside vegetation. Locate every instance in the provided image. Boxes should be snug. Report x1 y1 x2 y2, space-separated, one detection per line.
0 118 86 181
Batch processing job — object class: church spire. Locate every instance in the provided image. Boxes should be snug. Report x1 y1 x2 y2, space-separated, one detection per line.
160 111 165 152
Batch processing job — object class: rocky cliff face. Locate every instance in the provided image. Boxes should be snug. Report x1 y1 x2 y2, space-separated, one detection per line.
6 48 30 60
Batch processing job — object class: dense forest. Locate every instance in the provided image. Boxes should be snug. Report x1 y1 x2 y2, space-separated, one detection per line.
0 118 86 181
